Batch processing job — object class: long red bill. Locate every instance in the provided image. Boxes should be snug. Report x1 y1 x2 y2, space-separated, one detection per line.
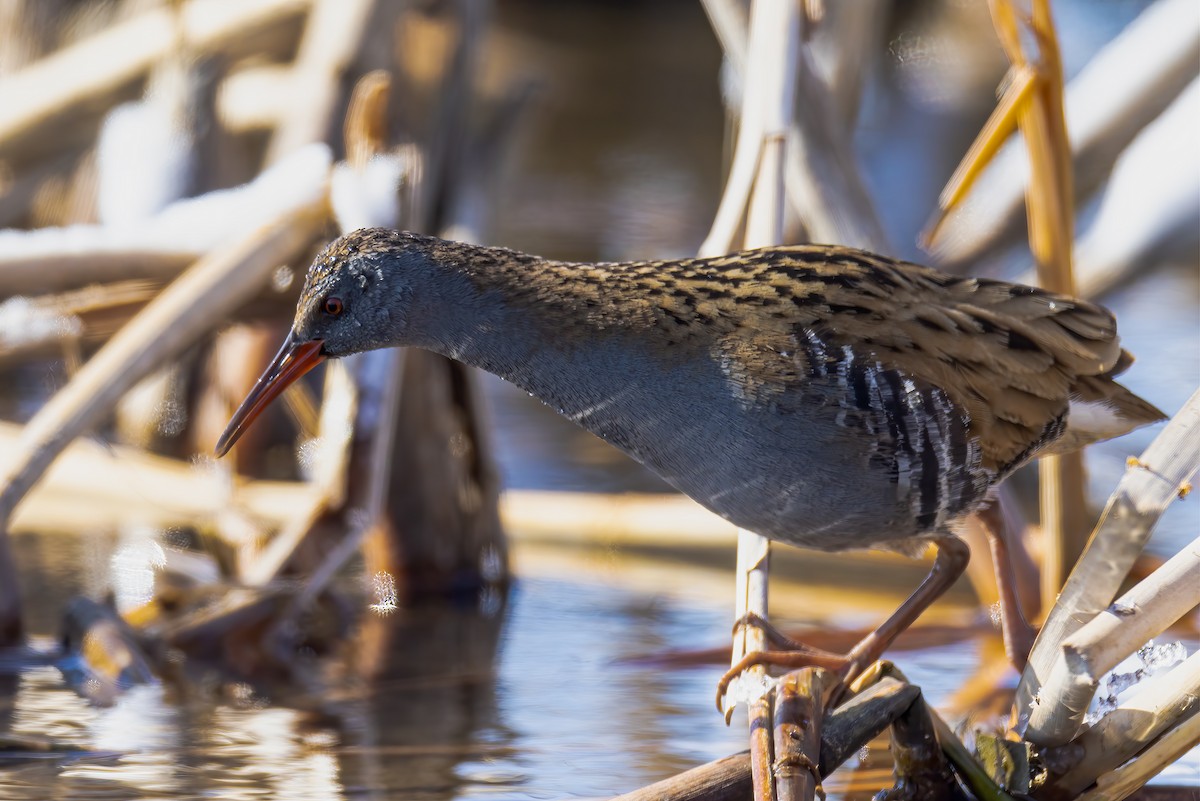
214 333 326 457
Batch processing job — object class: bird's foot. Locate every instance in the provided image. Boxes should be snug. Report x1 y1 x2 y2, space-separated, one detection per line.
715 644 851 713
730 611 809 650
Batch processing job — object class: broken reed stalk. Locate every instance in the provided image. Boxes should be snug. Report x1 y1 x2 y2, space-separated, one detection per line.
0 144 334 297
773 668 838 801
0 0 311 163
609 676 922 801
0 420 306 533
236 70 404 587
697 0 888 250
265 0 379 164
852 662 1021 801
0 280 158 363
1016 387 1200 746
988 0 1091 615
1046 651 1200 799
0 184 330 523
886 691 964 801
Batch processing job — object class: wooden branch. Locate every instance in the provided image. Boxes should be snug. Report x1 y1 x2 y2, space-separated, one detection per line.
0 0 312 163
1016 388 1200 746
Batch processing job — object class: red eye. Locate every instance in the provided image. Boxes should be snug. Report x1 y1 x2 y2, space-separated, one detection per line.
323 297 343 316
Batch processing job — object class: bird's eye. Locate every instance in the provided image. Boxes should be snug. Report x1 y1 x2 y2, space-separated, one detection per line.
322 297 344 317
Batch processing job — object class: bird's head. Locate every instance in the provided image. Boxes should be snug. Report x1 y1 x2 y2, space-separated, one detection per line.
215 228 434 457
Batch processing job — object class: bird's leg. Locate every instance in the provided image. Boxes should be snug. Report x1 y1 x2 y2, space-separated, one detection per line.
976 498 1037 671
716 536 970 710
839 535 970 682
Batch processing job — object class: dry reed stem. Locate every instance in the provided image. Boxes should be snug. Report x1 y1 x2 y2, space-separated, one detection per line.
0 0 311 162
921 64 1037 249
706 2 802 796
1048 651 1200 799
698 0 888 250
990 0 1091 616
886 691 964 801
1017 387 1200 746
0 279 156 362
928 0 1199 269
240 72 404 589
854 662 1021 801
0 144 335 297
0 193 328 527
0 420 307 533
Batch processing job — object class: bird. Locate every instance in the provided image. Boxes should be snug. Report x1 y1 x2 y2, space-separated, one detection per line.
215 228 1165 704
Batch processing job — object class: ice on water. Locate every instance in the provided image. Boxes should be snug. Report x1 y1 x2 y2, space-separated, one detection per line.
1085 639 1190 725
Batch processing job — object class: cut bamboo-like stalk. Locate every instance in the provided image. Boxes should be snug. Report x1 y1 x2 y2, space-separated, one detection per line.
1017 388 1200 745
698 0 888 251
1049 651 1200 799
1042 537 1200 728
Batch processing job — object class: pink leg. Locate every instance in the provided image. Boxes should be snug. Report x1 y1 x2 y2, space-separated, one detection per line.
977 499 1037 670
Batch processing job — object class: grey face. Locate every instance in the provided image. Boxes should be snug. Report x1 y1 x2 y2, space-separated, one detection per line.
292 242 417 358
